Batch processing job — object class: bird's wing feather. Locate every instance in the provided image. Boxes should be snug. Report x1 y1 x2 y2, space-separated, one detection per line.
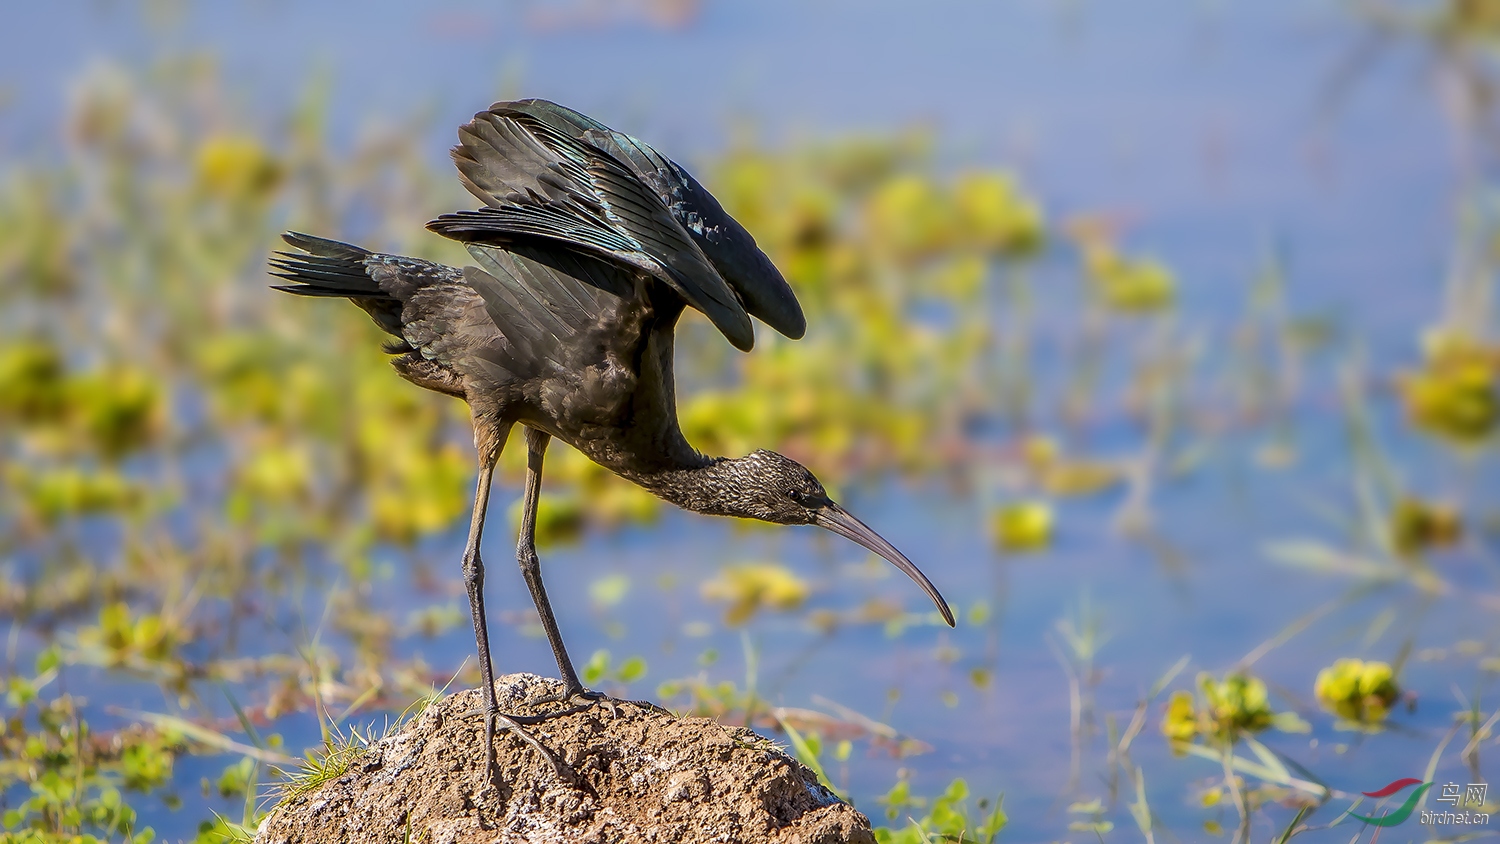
429 205 640 258
498 99 611 135
400 277 490 371
431 108 755 352
460 242 653 389
449 110 598 207
497 99 805 340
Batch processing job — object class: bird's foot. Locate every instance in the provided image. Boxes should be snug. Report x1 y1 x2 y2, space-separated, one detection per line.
534 684 674 720
465 704 569 784
532 685 619 718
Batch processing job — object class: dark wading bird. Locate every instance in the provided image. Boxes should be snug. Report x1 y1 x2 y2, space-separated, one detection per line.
270 99 954 778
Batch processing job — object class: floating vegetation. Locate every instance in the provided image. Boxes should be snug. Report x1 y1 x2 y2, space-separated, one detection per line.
1313 658 1402 729
1162 673 1279 750
1017 436 1122 498
701 563 812 625
9 465 145 525
0 341 165 460
194 135 286 202
875 777 1007 844
1 656 192 843
1070 218 1177 315
1388 496 1464 557
989 501 1054 552
1397 331 1499 444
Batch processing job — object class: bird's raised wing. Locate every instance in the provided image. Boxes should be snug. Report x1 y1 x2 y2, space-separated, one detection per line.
426 108 755 352
498 99 806 342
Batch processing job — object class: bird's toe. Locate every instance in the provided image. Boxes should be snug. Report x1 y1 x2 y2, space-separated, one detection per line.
467 706 569 781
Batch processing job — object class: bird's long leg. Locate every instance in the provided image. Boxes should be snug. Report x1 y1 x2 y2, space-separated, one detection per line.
516 427 601 703
461 428 564 782
516 428 669 720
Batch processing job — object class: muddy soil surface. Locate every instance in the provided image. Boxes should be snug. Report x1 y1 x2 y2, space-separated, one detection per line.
254 673 875 844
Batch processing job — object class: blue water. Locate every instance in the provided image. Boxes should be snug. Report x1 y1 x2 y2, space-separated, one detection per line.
5 2 1497 842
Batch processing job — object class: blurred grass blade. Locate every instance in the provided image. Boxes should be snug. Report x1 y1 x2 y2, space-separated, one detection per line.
114 707 297 766
1176 742 1325 795
777 715 841 799
1149 654 1191 699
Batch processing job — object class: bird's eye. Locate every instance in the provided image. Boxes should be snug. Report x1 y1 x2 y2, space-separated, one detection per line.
788 489 808 504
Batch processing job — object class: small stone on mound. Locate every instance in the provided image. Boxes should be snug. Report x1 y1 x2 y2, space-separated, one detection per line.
254 673 874 844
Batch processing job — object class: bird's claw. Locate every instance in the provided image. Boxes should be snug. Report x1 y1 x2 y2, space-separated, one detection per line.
461 684 662 790
464 705 568 783
540 686 676 720
533 686 618 718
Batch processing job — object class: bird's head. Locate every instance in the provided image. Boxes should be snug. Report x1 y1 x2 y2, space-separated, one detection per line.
720 450 955 627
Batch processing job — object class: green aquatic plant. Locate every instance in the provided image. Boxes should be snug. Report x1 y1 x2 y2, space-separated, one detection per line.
1388 496 1464 557
580 650 649 687
1017 435 1123 498
700 562 812 625
0 342 68 423
194 135 286 202
1065 798 1114 836
0 660 169 843
989 501 1054 552
1069 219 1177 315
1397 331 1499 445
875 777 1007 844
1313 658 1402 728
0 340 165 460
74 600 190 672
1162 672 1278 750
8 464 145 525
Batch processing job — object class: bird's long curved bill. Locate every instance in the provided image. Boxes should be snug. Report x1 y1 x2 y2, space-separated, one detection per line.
816 504 955 627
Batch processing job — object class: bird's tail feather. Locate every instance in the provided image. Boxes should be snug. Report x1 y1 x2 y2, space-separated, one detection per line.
269 232 386 299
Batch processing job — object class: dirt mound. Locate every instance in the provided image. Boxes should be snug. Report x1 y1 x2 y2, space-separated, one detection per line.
254 673 875 844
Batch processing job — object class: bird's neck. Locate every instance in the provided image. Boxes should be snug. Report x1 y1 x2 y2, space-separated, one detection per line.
621 454 748 518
